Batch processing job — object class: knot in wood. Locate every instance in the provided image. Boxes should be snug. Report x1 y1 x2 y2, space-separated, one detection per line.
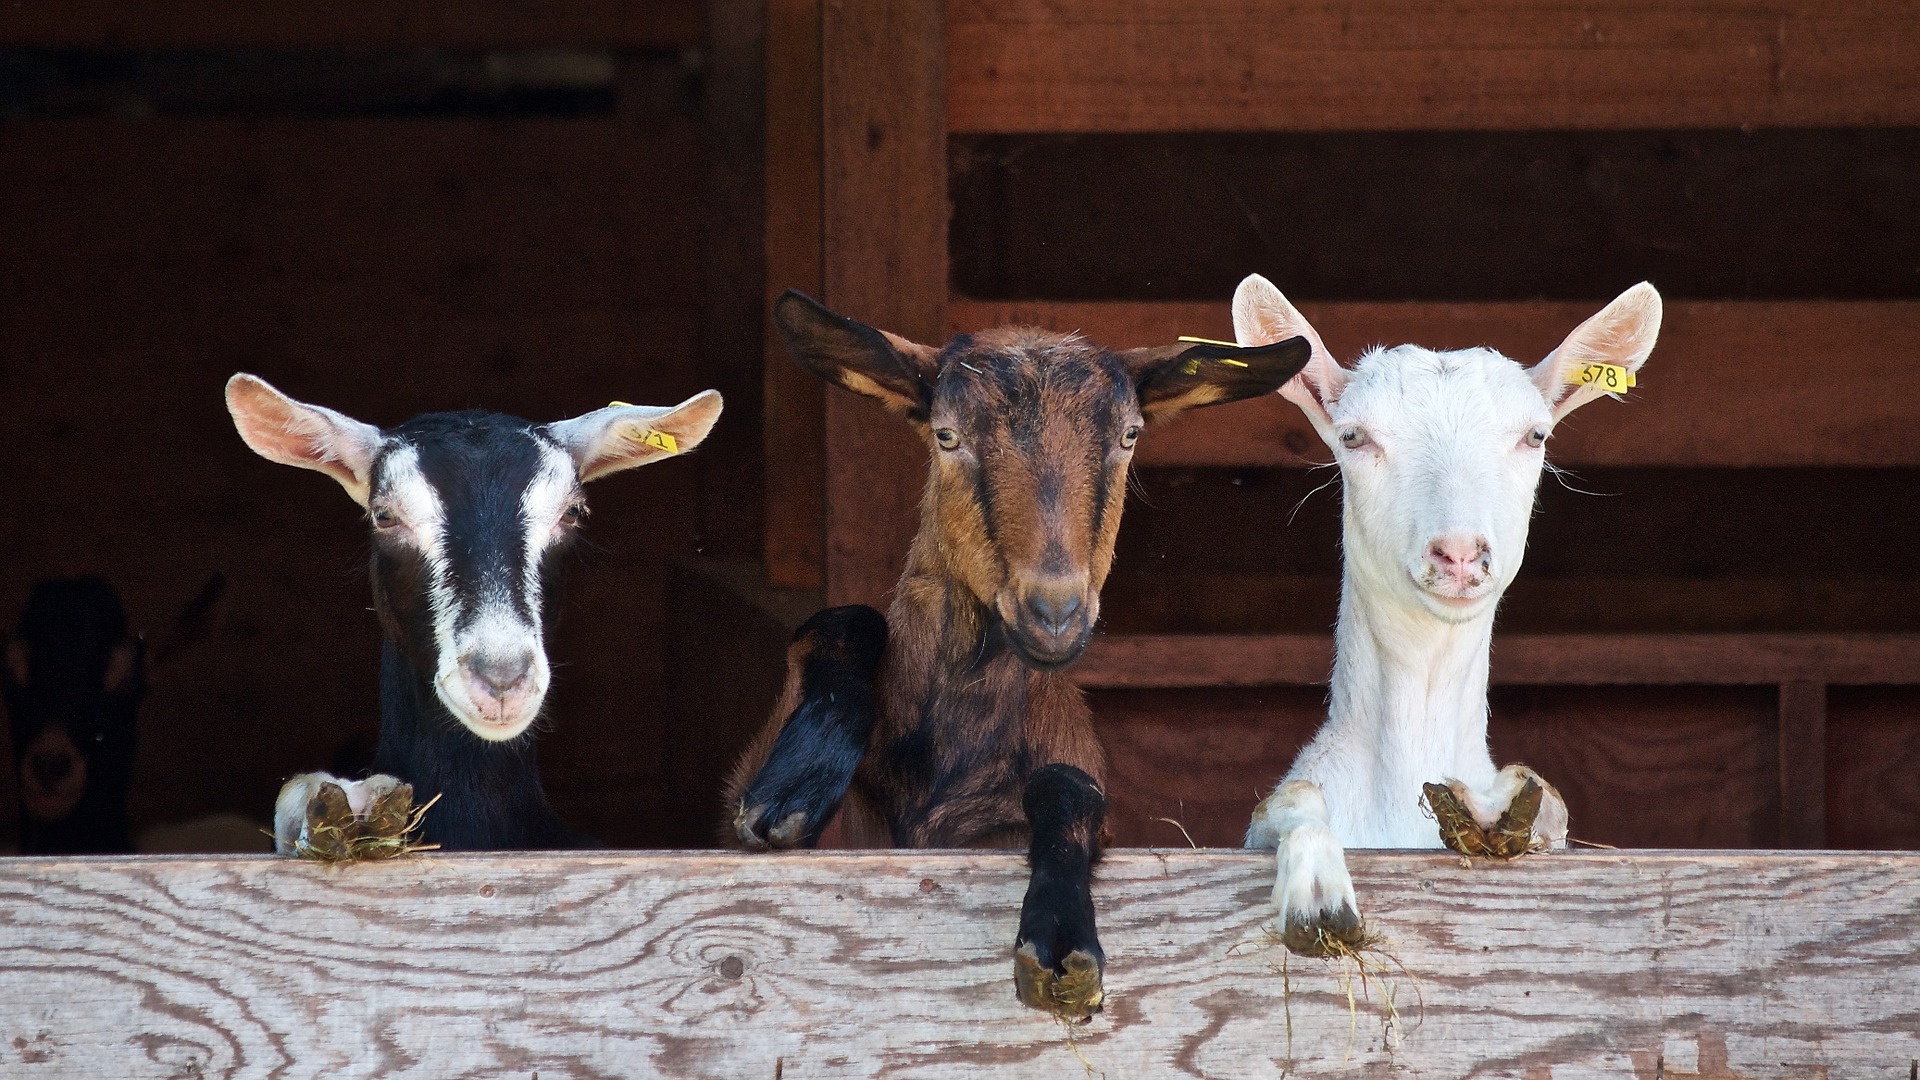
719 955 746 980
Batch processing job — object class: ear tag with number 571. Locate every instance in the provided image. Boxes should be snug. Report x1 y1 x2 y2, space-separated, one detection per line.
1570 363 1636 394
608 401 679 454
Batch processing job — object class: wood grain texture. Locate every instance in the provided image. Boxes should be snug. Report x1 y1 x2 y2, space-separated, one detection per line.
950 299 1920 469
1072 633 1920 689
948 0 1920 132
820 0 947 608
1826 687 1920 851
2 851 1918 1077
0 1 702 47
762 0 829 590
1778 682 1829 849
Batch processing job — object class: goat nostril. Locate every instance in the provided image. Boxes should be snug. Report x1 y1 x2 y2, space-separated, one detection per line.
1026 591 1082 633
468 652 535 697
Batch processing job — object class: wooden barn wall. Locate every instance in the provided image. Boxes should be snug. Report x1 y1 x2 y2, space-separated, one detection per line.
0 2 751 847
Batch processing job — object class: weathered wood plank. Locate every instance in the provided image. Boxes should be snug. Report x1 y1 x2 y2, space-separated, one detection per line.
820 0 946 608
949 0 1920 132
762 0 830 591
1779 681 1829 849
951 299 1920 469
0 1 702 47
1074 633 1920 688
1 851 1916 1077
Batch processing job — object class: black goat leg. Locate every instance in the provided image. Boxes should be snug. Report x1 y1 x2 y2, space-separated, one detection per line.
1013 763 1107 1021
733 606 887 850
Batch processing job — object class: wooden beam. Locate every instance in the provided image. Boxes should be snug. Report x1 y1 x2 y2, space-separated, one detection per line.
820 0 946 608
762 0 828 589
1778 680 1828 848
4 851 1918 1075
952 299 1920 468
949 0 1920 132
1073 633 1920 689
0 1 702 48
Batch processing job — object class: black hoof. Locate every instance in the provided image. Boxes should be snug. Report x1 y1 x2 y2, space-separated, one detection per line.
1279 902 1368 957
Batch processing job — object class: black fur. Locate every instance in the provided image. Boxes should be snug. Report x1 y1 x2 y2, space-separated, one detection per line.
359 411 591 850
1014 763 1107 976
736 606 888 849
2 578 142 855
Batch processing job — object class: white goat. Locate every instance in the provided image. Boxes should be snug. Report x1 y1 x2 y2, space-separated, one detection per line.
1234 274 1662 952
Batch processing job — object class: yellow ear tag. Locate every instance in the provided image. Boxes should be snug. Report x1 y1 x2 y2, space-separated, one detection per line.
635 430 678 454
1570 363 1636 394
605 402 679 454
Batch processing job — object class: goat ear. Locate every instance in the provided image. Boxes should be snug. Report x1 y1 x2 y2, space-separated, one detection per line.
226 374 384 507
1232 274 1348 441
1123 336 1312 417
103 637 143 695
1530 282 1662 423
773 289 940 419
546 389 724 483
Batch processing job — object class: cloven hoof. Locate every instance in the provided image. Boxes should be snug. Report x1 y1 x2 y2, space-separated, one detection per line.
1014 943 1104 1022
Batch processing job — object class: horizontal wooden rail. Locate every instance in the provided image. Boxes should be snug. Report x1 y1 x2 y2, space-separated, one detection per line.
1 851 1915 1076
950 0 1920 132
952 299 1920 468
1072 632 1920 688
0 2 702 48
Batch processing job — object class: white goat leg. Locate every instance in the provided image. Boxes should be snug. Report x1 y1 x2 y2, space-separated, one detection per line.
1247 780 1365 953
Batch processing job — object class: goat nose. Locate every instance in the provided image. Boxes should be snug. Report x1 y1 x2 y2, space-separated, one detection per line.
29 750 73 786
1427 534 1491 575
467 651 535 698
1026 588 1083 635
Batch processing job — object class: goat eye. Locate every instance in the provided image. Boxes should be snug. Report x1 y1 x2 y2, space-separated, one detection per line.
372 509 398 529
1120 425 1141 449
563 503 587 522
1338 428 1369 450
1523 427 1548 449
92 732 105 743
934 428 961 451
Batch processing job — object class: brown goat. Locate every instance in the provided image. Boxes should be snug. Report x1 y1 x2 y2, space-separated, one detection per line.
727 290 1310 1018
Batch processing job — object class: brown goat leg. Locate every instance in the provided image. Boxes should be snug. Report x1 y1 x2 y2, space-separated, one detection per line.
1012 763 1107 1021
728 606 888 850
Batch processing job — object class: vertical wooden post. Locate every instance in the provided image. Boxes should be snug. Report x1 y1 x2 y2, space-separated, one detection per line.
762 0 828 590
1777 680 1828 848
817 0 947 608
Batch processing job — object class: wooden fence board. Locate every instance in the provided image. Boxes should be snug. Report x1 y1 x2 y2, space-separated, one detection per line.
0 851 1916 1077
949 0 1920 132
1073 633 1920 688
951 299 1920 469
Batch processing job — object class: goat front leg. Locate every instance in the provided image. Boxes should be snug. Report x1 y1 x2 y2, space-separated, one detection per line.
272 771 413 857
731 605 887 850
1246 780 1367 957
1424 764 1569 859
1013 763 1107 1021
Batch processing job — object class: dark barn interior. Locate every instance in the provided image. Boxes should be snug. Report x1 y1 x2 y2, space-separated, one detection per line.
3 1 1918 854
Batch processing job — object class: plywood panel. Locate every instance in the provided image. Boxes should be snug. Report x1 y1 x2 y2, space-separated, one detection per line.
3 851 1919 1076
952 299 1920 468
949 0 1920 132
0 1 701 47
1827 686 1920 850
1072 633 1920 689
820 0 946 608
1490 685 1780 849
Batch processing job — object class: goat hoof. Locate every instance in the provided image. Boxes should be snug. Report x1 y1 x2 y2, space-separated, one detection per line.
1279 902 1368 958
1014 942 1104 1021
733 802 811 851
1425 776 1553 860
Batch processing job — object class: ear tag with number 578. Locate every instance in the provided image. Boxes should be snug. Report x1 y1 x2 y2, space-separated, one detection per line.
1570 363 1636 395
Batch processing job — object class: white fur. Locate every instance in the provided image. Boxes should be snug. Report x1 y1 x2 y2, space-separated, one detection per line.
1235 275 1658 936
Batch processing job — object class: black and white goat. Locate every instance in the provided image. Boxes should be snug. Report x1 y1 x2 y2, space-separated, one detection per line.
225 375 721 851
3 574 224 854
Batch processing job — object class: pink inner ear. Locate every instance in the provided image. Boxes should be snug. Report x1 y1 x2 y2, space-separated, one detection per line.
4 641 28 686
103 640 139 693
